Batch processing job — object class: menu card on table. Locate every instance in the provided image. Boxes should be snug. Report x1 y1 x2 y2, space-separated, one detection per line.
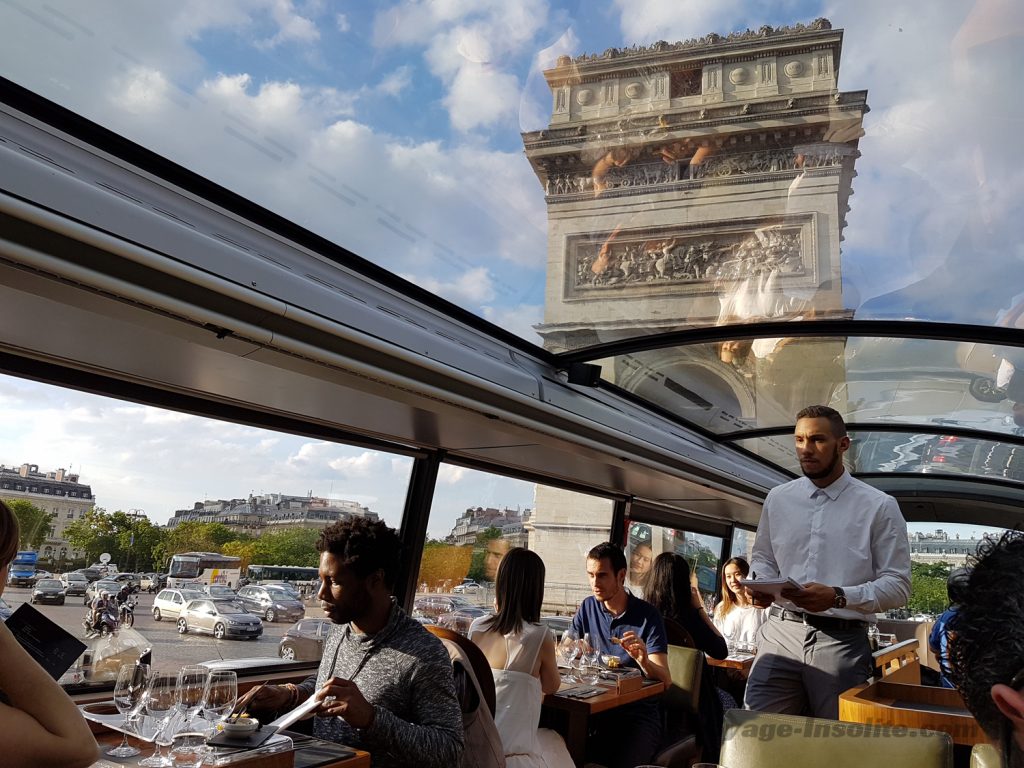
6 603 86 680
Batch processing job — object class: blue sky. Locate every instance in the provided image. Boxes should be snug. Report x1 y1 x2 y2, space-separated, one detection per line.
0 1 1019 536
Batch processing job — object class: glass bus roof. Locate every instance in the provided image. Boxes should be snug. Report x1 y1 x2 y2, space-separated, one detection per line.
1 2 1022 493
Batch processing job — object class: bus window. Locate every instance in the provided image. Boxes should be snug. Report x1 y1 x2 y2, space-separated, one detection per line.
629 523 725 610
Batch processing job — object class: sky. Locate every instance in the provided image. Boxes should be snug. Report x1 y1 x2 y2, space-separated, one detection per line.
0 1 1020 537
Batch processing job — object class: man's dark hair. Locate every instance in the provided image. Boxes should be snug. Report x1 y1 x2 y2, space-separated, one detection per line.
796 404 847 437
949 530 1024 750
316 517 402 588
587 542 627 574
486 547 545 636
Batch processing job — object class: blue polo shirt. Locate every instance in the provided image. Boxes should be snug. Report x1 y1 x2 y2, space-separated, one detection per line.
571 592 667 669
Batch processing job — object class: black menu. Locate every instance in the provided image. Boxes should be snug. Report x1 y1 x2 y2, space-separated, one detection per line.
6 602 86 680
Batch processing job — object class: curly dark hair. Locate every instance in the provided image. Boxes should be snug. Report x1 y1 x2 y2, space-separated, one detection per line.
316 517 402 588
587 541 627 574
949 530 1024 748
795 404 847 437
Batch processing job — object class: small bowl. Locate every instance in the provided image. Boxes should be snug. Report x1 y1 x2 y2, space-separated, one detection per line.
220 717 259 734
601 654 621 669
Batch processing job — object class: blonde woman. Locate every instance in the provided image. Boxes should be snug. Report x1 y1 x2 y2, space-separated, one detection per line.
712 556 766 647
0 500 98 768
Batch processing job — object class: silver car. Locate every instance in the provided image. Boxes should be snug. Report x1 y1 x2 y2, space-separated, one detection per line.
177 599 263 640
152 588 207 621
236 585 305 623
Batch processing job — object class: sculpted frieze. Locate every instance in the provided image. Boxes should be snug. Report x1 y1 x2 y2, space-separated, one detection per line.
572 225 804 291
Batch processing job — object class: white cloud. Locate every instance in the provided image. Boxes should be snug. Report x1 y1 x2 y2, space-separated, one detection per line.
404 266 496 305
336 13 351 32
481 303 543 344
444 64 521 132
377 66 413 97
611 0 750 44
111 67 173 114
255 0 321 49
437 464 467 485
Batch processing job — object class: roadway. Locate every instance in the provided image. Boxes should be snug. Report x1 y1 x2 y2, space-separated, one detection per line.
3 586 325 673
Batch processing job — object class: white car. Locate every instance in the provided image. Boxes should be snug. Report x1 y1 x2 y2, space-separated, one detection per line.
452 580 482 594
152 587 207 621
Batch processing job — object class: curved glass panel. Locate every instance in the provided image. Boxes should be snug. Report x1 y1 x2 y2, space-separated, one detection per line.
1 5 1021 351
737 431 1024 486
594 337 1024 435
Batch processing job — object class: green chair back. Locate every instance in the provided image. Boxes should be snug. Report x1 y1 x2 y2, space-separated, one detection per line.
664 643 702 715
719 708 953 768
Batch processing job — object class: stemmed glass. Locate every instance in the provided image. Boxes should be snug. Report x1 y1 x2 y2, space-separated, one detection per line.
172 665 210 754
107 662 150 757
139 671 177 767
201 670 238 730
557 632 581 682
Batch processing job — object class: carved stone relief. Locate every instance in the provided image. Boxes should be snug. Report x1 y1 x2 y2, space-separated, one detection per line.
570 224 805 292
577 88 594 105
784 60 804 77
729 67 748 84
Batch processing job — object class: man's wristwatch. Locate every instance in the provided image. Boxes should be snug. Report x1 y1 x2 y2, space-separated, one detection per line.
832 586 847 609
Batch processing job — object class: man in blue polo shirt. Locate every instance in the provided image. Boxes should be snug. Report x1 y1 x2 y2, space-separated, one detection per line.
571 542 670 768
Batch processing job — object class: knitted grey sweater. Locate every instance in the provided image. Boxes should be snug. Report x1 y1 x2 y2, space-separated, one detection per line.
296 603 464 768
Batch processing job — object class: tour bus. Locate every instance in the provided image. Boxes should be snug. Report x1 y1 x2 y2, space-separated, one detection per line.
246 565 319 587
167 553 242 589
1 5 1020 763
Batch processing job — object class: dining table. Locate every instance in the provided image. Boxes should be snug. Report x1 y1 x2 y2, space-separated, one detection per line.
542 677 665 767
88 722 371 768
706 652 755 673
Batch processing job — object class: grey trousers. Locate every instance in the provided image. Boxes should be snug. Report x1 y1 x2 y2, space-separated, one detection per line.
743 611 874 719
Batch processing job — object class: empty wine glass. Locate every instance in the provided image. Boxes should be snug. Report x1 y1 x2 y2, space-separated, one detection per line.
139 671 177 767
107 662 149 758
202 670 238 728
172 666 209 754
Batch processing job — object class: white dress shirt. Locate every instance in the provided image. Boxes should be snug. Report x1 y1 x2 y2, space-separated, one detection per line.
749 470 911 620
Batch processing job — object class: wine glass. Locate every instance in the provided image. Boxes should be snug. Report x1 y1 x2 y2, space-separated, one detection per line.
107 663 149 757
139 671 177 767
172 666 209 754
201 671 238 728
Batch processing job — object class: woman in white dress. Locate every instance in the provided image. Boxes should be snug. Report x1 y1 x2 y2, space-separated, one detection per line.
468 548 574 768
712 556 766 647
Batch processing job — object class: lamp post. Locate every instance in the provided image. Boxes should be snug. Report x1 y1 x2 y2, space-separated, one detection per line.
129 509 144 572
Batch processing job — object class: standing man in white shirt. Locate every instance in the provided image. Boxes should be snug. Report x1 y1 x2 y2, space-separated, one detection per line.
744 405 911 718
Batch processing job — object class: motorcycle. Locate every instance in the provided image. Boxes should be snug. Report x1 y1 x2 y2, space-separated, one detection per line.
118 597 136 628
82 606 118 638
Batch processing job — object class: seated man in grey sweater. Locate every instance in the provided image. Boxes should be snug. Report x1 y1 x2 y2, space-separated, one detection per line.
251 518 464 768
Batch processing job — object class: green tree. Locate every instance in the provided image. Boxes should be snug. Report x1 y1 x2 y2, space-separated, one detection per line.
251 528 320 567
64 507 117 565
466 527 503 582
113 515 166 572
4 499 54 549
907 561 953 615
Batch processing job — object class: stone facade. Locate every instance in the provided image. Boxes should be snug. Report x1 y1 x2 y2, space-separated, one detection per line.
0 463 95 563
523 20 865 580
168 492 377 536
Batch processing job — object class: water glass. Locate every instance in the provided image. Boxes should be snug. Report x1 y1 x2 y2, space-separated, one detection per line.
107 663 149 757
140 671 177 767
176 666 210 729
170 734 207 767
202 670 238 727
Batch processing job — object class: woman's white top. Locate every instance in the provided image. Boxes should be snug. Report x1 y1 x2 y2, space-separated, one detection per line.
713 603 766 645
468 618 574 768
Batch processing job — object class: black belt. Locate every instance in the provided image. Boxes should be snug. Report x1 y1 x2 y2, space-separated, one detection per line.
768 605 867 631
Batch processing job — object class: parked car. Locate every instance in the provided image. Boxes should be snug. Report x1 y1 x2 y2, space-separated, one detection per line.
31 578 66 605
110 572 141 590
177 599 263 640
262 582 302 599
152 587 207 621
278 618 332 661
539 615 572 641
32 569 53 582
205 584 238 600
60 572 89 596
452 579 482 594
412 595 481 621
435 606 489 636
236 585 305 623
83 579 122 605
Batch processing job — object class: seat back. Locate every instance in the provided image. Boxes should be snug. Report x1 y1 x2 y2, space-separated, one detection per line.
663 643 702 715
719 709 953 768
426 624 497 717
664 617 697 648
971 742 1003 768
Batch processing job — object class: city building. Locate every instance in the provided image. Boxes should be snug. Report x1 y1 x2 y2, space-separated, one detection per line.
908 530 987 567
167 492 377 535
0 463 94 564
446 506 528 546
